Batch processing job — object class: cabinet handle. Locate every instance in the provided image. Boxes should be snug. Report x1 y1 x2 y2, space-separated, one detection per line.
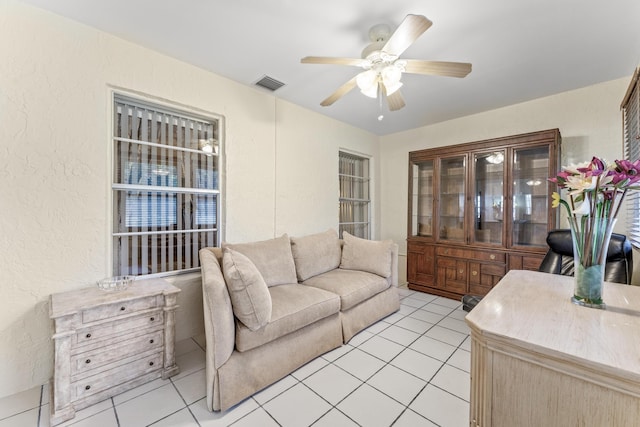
120 306 126 311
472 271 478 276
490 254 496 260
150 317 155 321
149 339 154 344
85 333 91 338
459 269 464 274
85 359 91 364
149 361 154 366
85 385 91 390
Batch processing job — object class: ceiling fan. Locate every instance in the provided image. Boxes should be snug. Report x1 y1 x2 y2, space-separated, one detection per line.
301 14 472 112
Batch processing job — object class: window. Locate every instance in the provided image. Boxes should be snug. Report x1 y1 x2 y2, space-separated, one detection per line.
112 94 221 276
339 151 370 239
623 68 640 247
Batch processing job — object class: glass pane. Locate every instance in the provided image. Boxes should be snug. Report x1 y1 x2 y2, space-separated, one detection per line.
412 161 434 237
512 146 550 247
114 140 219 190
114 230 217 275
113 190 218 275
439 156 466 241
338 152 370 239
473 151 504 245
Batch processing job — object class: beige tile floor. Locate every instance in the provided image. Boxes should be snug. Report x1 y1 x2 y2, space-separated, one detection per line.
0 287 471 427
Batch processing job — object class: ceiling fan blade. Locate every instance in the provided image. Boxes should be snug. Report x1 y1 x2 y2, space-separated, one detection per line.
385 89 406 111
382 14 432 57
403 60 472 78
320 76 358 106
301 56 366 67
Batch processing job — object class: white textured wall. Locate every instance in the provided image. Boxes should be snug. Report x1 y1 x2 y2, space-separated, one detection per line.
0 1 378 398
380 77 632 285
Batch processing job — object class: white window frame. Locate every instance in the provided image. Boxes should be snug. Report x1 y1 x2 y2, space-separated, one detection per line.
339 150 371 239
111 92 224 277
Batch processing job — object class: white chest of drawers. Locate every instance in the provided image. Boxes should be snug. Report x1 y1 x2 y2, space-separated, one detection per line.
49 278 180 426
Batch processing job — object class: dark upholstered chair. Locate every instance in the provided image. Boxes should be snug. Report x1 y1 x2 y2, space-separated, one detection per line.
538 230 633 285
462 230 633 312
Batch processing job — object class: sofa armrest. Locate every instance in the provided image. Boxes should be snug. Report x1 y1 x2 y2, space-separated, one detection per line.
199 248 235 370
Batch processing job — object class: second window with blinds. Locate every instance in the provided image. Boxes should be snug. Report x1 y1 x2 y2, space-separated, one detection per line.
339 151 371 239
112 94 221 276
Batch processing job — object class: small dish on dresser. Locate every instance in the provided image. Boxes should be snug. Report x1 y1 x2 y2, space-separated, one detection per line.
97 275 135 291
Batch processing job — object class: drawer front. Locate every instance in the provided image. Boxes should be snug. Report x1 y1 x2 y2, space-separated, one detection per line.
72 329 163 376
72 352 163 400
436 246 505 263
75 311 163 347
82 296 158 323
473 251 505 263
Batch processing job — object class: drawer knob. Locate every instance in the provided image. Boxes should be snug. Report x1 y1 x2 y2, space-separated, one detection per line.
472 271 478 276
85 359 91 364
444 249 449 254
149 361 154 366
490 254 496 260
459 269 464 274
86 333 91 339
150 317 155 321
120 306 126 311
149 339 154 344
85 385 91 390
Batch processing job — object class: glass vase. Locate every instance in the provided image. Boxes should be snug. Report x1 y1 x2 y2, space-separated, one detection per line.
569 216 616 309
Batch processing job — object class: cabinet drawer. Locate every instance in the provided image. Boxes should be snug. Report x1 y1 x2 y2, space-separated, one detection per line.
71 329 163 376
82 296 158 323
72 352 163 400
75 311 163 347
437 246 505 263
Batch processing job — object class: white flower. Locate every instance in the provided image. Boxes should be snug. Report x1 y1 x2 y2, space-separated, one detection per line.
565 174 597 195
572 200 591 216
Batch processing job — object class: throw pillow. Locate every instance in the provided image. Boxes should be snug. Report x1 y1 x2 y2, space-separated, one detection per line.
290 229 342 281
223 234 297 286
222 248 272 331
340 231 393 278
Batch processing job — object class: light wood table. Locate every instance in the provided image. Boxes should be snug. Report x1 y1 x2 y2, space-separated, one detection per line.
465 270 640 427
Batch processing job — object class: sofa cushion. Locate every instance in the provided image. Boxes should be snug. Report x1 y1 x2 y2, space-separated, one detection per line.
235 284 340 352
223 234 297 287
222 248 272 331
290 229 342 281
303 269 390 311
339 231 393 278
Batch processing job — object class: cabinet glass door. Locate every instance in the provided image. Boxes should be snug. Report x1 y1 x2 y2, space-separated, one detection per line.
512 146 550 247
473 151 504 245
439 156 466 242
411 161 434 237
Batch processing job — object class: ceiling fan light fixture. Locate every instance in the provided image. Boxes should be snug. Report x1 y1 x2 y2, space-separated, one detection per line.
356 70 379 98
381 65 403 95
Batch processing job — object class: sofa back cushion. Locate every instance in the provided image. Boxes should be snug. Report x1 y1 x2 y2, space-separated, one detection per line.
223 234 297 286
290 229 342 281
222 248 272 331
340 231 393 278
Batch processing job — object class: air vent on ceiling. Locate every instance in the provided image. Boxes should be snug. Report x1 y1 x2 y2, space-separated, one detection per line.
254 75 285 92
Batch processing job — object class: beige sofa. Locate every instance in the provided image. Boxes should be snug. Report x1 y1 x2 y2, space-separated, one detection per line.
199 230 400 412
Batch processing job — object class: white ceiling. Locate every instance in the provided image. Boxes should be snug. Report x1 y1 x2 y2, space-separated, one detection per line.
19 0 640 136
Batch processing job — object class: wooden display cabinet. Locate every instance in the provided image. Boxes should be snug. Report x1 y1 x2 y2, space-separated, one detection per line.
407 129 560 299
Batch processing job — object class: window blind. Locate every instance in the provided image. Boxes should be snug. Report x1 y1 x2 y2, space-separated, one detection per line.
622 68 640 247
113 95 220 275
